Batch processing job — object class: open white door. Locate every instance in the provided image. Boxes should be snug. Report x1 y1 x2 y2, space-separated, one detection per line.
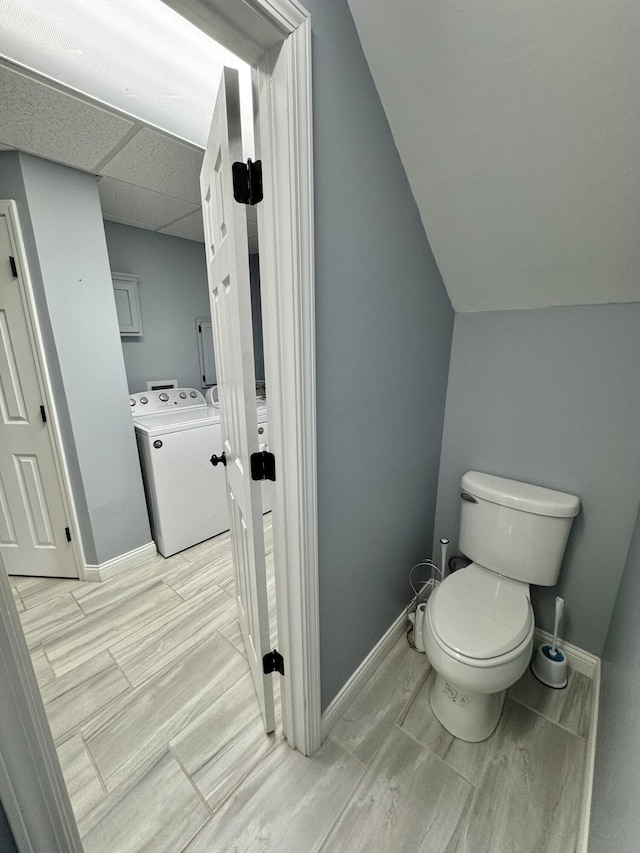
201 67 275 733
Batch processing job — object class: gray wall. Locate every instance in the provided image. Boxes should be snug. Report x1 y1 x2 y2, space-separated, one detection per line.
306 0 454 708
433 305 640 655
0 151 95 563
589 505 640 851
0 152 151 565
104 222 210 392
104 221 265 392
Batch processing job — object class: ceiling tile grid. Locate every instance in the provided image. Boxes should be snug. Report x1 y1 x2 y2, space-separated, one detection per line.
0 63 135 172
100 127 204 204
98 176 199 229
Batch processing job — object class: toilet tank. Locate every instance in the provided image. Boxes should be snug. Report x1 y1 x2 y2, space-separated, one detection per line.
459 471 580 586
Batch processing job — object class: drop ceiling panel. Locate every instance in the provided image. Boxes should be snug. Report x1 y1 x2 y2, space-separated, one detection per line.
101 127 203 204
98 177 199 230
0 64 135 172
159 211 205 243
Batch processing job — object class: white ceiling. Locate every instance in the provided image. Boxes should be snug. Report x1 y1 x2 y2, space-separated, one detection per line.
347 0 640 312
0 60 259 252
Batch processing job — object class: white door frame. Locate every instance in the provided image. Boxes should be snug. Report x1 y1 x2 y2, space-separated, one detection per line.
167 0 319 755
0 200 85 580
0 0 318 847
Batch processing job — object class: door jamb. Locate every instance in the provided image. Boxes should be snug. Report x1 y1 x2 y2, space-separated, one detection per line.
166 0 320 756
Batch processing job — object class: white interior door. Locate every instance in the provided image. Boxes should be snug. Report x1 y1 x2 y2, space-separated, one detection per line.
0 208 77 578
200 67 274 733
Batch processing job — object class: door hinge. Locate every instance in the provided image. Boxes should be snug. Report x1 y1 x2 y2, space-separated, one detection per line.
250 450 275 482
40 405 47 423
263 649 284 676
9 256 18 277
232 158 263 206
65 527 72 542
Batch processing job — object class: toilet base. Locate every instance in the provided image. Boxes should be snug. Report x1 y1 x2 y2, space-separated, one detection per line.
429 672 505 742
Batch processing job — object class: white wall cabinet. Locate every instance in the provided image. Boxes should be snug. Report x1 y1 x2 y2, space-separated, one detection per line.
112 272 143 336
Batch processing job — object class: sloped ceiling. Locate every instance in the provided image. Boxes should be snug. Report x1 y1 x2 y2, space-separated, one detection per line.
347 0 640 312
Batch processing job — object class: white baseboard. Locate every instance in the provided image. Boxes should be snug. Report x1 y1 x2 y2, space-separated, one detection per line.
533 627 600 852
84 542 157 582
533 627 599 678
321 610 407 741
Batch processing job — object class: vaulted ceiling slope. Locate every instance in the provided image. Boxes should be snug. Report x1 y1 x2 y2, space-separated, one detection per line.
347 0 640 312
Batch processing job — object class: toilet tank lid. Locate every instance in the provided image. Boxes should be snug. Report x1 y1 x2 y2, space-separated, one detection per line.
461 471 581 518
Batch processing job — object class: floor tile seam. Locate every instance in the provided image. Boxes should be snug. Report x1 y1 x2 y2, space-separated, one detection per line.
44 588 186 666
169 744 215 818
109 616 232 690
508 694 589 741
194 732 287 818
395 657 432 728
77 744 177 838
72 577 180 619
50 682 134 747
80 640 253 759
20 592 85 628
105 587 232 653
78 729 111 798
42 647 127 699
70 575 162 612
308 742 369 853
325 735 368 773
393 723 481 793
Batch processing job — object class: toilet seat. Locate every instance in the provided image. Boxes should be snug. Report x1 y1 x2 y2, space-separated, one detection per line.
430 565 532 660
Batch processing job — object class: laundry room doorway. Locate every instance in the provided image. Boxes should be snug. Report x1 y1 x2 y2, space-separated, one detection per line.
0 2 319 848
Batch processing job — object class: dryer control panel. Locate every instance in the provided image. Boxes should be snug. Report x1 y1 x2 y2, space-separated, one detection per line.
130 388 205 416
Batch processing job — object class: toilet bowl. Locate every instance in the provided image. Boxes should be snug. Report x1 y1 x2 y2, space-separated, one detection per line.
423 564 533 741
423 471 580 742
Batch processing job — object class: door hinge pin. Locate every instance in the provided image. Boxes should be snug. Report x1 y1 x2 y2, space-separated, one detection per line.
250 450 276 482
9 256 18 277
40 405 47 423
232 158 263 206
65 527 71 542
263 649 284 676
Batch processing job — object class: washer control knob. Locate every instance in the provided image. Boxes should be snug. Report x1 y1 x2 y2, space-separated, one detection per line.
140 396 148 404
180 391 187 399
159 392 169 402
190 391 198 398
153 440 163 449
130 399 136 407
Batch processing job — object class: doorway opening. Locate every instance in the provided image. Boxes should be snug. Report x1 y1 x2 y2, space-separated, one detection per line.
0 1 317 849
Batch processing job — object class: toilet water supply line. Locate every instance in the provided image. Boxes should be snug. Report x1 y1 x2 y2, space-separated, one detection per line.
406 538 449 651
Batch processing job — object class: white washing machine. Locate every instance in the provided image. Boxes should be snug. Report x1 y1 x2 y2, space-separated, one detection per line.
130 388 227 557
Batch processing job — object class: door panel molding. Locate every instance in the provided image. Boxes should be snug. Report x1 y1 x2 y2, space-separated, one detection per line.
0 200 85 579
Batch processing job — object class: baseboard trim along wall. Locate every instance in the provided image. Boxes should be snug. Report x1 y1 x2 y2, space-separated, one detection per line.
84 542 157 583
534 627 600 853
321 609 407 741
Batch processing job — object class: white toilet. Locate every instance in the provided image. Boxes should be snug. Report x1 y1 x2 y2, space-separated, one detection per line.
423 471 580 742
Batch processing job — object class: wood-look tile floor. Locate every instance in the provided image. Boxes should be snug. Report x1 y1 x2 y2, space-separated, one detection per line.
11 531 591 852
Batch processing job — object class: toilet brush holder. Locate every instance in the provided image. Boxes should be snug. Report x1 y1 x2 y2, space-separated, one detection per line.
531 643 568 689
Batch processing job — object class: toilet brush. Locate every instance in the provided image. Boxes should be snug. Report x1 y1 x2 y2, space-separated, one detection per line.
532 596 568 689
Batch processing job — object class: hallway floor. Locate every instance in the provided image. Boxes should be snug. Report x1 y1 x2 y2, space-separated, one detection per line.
11 529 592 852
